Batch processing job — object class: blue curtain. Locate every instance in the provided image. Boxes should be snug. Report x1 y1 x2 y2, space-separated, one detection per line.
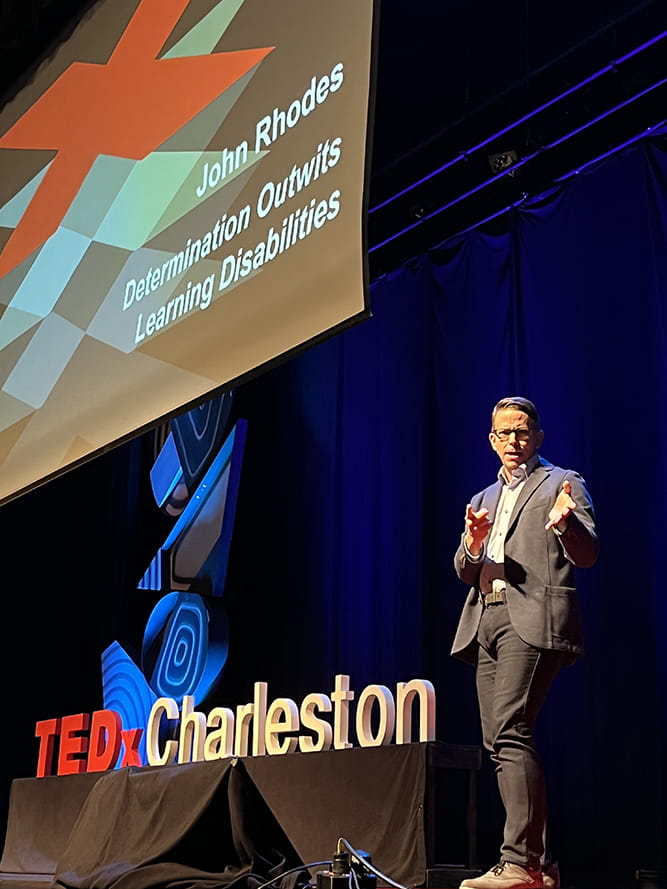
228 126 667 884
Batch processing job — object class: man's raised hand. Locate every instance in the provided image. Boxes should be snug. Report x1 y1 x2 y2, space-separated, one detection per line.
465 503 492 556
545 479 577 531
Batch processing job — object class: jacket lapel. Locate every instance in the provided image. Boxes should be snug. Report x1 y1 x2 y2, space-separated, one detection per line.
506 456 553 536
482 480 503 521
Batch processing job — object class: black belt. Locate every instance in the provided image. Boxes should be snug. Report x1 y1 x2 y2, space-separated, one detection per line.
481 589 506 606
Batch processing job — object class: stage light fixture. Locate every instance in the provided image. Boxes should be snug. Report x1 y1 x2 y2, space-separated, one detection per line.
488 149 519 176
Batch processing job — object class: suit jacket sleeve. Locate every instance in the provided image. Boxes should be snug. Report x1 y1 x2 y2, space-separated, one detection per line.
453 491 488 586
555 471 599 568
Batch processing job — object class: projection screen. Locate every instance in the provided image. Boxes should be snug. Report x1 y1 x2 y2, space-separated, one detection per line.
0 0 377 505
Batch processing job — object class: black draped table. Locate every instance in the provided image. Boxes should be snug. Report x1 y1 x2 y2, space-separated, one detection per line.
0 742 480 889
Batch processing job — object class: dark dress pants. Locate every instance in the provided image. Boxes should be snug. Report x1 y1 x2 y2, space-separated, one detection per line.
476 602 565 868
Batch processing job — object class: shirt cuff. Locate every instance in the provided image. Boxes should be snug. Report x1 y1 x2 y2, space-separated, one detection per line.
463 540 483 561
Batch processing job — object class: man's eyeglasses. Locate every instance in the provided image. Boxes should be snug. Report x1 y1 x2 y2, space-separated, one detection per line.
492 427 533 442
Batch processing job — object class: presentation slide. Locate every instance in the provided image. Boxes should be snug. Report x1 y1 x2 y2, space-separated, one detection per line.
0 0 377 505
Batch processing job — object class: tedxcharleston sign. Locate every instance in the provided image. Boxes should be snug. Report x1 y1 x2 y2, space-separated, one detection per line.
34 675 436 777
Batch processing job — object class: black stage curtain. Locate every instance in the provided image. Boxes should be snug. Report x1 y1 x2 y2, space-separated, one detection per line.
1 125 666 888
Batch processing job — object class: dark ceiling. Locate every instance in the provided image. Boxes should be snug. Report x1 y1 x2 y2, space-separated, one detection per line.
1 0 665 277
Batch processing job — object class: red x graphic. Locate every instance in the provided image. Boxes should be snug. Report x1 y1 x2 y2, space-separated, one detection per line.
0 0 272 278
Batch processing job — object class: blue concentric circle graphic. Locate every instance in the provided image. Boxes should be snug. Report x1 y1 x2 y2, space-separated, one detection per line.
142 591 229 705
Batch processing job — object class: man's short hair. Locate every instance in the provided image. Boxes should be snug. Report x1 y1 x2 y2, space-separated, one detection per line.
491 396 541 430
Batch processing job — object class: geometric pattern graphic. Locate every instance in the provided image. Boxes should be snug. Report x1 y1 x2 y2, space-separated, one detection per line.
0 0 375 505
149 430 188 517
101 640 158 768
0 0 272 501
102 409 246 766
3 312 84 408
149 392 233 514
0 0 269 357
0 0 271 279
139 415 246 596
141 591 230 704
169 390 234 494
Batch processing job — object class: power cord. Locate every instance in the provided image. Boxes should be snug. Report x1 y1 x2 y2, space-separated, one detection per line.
336 837 409 889
251 860 331 889
247 836 410 889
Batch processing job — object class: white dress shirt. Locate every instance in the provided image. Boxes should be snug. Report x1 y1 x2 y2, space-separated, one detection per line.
476 454 540 595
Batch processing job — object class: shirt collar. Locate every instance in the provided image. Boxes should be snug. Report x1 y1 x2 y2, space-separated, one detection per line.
498 453 540 488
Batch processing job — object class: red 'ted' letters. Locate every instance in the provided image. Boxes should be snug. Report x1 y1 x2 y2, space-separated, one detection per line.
34 709 125 776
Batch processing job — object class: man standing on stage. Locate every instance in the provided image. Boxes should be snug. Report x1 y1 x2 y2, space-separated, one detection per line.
452 396 598 889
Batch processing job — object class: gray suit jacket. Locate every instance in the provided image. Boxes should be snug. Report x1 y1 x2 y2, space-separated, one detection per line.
452 456 598 663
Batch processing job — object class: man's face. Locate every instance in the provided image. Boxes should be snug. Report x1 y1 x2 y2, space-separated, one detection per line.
489 408 544 478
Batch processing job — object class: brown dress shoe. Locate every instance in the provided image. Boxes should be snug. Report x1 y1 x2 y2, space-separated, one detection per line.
460 861 544 889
